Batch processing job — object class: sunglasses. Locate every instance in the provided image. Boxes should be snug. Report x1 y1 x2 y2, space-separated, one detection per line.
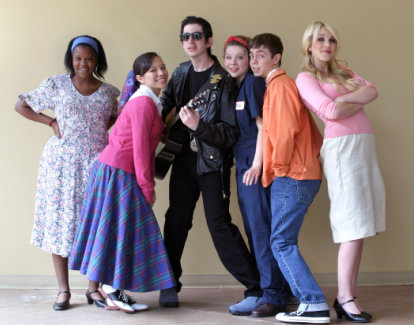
179 32 205 42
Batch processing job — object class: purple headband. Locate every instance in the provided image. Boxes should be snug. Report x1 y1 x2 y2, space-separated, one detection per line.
118 70 138 113
71 36 99 55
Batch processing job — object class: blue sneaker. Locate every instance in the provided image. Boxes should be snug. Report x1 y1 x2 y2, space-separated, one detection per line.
229 296 261 316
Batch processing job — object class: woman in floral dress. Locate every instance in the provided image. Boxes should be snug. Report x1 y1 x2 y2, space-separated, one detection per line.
15 35 119 310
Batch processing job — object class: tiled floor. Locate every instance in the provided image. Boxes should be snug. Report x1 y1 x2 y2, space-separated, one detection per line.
0 286 413 324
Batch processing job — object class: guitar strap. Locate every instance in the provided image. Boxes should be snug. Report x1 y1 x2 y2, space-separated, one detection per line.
190 72 224 117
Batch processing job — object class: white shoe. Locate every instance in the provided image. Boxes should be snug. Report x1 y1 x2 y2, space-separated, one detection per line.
99 285 134 313
123 292 149 311
276 309 330 324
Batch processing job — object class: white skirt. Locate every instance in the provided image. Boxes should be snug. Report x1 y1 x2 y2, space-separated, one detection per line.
321 134 386 243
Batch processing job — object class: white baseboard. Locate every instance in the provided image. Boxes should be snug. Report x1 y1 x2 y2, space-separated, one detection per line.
181 271 414 287
0 272 413 289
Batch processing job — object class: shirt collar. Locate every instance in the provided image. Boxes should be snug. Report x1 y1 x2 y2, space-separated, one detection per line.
265 68 279 85
128 85 163 116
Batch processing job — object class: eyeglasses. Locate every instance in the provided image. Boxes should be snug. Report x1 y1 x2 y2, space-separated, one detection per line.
179 32 205 42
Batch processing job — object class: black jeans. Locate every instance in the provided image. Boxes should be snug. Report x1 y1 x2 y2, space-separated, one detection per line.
163 147 262 297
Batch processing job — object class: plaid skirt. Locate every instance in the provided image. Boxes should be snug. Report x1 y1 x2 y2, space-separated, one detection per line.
69 160 175 292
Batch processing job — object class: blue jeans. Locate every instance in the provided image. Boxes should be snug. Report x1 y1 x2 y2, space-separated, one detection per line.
270 177 327 309
236 165 287 306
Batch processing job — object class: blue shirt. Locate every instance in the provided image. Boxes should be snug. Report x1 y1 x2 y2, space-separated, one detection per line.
233 72 266 159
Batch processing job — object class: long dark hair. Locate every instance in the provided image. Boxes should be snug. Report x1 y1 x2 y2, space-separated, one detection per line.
64 35 107 79
133 52 159 88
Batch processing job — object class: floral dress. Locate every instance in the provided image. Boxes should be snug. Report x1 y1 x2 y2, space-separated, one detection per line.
19 74 120 257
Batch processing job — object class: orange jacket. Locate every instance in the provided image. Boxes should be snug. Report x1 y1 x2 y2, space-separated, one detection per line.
262 69 323 187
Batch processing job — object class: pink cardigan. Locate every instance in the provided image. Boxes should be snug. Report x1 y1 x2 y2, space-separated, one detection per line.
295 70 374 138
98 95 163 203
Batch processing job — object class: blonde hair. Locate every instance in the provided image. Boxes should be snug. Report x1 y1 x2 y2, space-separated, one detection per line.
301 21 357 90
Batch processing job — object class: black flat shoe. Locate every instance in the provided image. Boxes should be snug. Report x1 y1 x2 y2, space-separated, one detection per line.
86 289 106 308
53 291 71 311
159 288 179 308
333 298 370 323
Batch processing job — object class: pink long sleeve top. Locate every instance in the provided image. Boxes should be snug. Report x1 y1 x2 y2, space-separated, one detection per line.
295 70 374 138
98 85 164 203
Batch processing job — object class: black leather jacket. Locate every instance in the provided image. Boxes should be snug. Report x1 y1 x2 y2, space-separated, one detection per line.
161 56 238 175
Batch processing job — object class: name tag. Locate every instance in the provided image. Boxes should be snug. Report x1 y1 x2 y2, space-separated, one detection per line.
236 101 245 110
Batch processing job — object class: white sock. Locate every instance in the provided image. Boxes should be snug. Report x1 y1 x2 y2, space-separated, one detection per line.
102 284 116 294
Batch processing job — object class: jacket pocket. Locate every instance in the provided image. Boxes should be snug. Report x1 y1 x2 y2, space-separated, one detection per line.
200 143 223 171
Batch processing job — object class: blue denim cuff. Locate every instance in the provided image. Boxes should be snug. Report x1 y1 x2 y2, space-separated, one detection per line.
298 302 329 312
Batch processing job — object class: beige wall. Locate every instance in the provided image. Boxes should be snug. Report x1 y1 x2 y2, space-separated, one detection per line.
1 0 413 286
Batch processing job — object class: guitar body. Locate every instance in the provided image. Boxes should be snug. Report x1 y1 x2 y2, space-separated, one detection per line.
155 119 187 179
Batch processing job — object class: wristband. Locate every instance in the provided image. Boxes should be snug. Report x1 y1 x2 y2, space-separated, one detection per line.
49 118 56 127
